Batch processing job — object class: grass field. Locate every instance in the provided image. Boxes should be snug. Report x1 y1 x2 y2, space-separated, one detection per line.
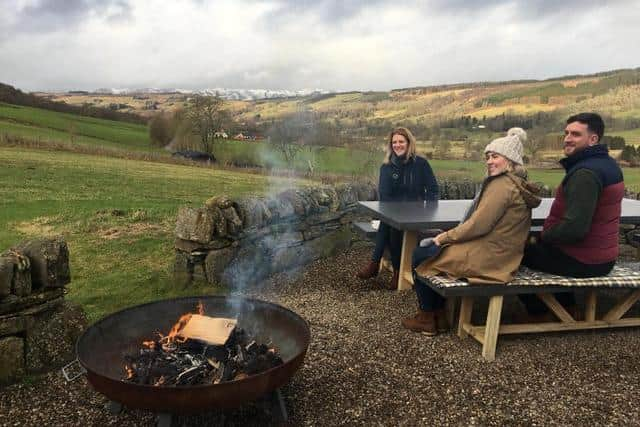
3 143 640 322
0 146 306 322
0 102 155 152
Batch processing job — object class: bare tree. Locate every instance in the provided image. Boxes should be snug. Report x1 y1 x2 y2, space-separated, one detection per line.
524 128 545 164
185 95 229 153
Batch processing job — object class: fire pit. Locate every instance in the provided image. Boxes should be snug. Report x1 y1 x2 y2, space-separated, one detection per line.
76 296 310 414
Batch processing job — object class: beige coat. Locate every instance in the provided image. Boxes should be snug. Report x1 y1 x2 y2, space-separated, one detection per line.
415 172 541 284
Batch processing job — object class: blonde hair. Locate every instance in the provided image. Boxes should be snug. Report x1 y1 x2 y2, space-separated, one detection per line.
383 127 417 164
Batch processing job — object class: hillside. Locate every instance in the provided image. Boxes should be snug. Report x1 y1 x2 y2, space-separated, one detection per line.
0 102 154 152
40 68 640 144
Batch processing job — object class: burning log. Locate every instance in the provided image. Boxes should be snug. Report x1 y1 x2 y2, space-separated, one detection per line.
122 303 283 386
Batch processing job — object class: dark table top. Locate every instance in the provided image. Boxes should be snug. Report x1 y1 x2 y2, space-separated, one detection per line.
358 198 640 231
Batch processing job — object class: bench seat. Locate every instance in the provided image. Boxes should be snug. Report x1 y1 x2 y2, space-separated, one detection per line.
415 263 640 361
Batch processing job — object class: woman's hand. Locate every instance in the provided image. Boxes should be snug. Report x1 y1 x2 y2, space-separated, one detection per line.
433 232 447 246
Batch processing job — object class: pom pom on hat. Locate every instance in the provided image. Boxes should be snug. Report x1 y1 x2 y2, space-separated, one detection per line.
507 127 527 143
484 127 526 165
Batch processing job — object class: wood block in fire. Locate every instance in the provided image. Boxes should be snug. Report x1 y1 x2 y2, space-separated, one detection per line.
177 315 237 346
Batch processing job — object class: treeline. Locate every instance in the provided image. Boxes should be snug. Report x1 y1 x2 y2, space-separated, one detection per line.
0 83 147 125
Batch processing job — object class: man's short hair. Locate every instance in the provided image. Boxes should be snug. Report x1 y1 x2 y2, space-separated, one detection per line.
567 113 605 142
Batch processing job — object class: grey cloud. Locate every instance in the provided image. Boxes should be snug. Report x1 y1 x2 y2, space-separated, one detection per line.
12 0 133 33
427 0 634 19
248 0 391 29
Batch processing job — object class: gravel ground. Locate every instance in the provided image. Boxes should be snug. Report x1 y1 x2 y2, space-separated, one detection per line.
2 244 640 426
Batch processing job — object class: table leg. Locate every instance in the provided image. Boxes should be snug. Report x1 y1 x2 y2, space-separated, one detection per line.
398 230 417 291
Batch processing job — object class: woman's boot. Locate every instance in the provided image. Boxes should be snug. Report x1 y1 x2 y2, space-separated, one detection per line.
434 309 449 333
401 310 437 336
356 260 379 279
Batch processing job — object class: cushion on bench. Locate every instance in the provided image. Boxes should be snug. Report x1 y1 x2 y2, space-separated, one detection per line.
420 264 640 289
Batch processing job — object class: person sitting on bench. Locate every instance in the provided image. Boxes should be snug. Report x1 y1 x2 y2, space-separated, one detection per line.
402 128 541 335
356 127 439 289
519 113 625 319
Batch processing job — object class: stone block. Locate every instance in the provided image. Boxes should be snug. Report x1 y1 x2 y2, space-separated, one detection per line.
13 238 70 290
175 207 215 243
305 211 343 226
0 315 31 336
626 229 640 248
174 237 233 253
25 300 87 373
221 245 271 288
0 336 24 385
221 207 243 236
0 289 64 316
267 197 295 220
0 257 14 298
235 197 269 229
204 246 237 285
335 184 359 209
271 226 352 274
618 244 639 260
304 223 341 240
205 195 233 210
279 190 308 216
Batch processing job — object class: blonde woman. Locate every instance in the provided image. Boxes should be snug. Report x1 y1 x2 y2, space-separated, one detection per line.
357 127 439 289
403 128 541 335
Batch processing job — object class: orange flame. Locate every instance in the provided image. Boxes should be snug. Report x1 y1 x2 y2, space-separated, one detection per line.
124 364 135 379
142 340 156 349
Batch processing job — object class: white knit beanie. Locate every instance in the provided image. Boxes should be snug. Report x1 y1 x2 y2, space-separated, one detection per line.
484 127 526 165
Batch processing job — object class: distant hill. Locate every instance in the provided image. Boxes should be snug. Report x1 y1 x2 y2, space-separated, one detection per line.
10 67 640 146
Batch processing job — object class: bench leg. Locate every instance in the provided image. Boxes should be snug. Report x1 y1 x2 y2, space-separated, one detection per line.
398 231 417 291
585 290 597 322
458 297 474 339
482 296 503 362
603 290 640 322
537 293 575 322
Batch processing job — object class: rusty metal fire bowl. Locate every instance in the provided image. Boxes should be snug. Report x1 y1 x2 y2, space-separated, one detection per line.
76 296 310 413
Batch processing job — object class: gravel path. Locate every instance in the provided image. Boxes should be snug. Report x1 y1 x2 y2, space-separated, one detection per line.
2 245 640 426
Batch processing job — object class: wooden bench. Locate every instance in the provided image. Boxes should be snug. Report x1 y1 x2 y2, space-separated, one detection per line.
415 264 640 361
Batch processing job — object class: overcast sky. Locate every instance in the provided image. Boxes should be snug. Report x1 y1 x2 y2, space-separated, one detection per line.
1 0 639 92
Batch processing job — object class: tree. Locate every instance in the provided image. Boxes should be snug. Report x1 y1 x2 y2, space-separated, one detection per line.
523 128 546 164
185 95 229 153
148 113 172 147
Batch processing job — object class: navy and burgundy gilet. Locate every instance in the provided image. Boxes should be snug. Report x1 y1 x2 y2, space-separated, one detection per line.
543 144 624 264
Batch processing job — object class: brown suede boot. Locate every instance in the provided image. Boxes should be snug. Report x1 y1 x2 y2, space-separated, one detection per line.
401 310 437 336
434 309 449 333
356 260 379 279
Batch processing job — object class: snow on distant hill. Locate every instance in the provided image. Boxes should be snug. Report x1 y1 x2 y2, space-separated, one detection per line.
92 87 331 100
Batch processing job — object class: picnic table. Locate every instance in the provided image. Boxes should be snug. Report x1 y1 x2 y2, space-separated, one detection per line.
358 198 640 291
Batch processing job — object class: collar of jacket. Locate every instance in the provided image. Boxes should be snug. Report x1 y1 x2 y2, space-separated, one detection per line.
559 144 609 171
390 153 414 168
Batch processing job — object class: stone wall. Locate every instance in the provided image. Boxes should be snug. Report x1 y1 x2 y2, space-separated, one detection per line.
0 237 87 385
174 183 378 286
174 180 640 286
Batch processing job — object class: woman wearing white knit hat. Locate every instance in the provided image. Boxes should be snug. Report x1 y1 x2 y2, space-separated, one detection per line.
402 128 542 335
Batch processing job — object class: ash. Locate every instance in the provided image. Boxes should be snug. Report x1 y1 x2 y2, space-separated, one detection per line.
122 329 283 386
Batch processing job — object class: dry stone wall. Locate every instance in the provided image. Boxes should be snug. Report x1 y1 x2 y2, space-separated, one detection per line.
0 237 87 385
174 183 377 286
174 180 640 287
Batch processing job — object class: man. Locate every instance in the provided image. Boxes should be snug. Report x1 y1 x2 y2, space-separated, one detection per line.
520 113 624 317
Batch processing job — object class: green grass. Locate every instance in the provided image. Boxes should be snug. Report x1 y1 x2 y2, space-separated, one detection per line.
0 102 154 152
0 146 306 322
